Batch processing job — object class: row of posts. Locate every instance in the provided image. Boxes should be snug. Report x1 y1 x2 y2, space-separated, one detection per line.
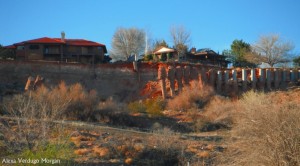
158 65 300 99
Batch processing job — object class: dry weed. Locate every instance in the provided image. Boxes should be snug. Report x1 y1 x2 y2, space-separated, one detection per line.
167 81 215 112
218 90 300 166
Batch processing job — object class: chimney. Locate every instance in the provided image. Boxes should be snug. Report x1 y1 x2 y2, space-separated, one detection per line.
61 31 65 42
191 47 196 54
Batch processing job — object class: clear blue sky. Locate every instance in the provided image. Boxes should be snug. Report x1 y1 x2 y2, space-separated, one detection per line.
1 0 300 54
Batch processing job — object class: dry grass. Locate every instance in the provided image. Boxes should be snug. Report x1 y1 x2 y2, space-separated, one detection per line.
217 90 300 166
0 82 97 160
167 81 215 112
166 81 235 132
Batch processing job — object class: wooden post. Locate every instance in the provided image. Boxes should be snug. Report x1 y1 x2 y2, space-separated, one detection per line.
259 68 265 91
224 70 229 94
167 66 176 97
25 76 35 91
290 70 296 82
33 75 44 90
158 66 167 99
175 66 183 93
183 65 191 86
274 69 280 89
298 69 300 82
232 69 238 94
217 70 222 93
281 69 287 89
251 69 256 90
209 69 215 88
242 69 247 91
201 68 208 84
266 69 272 90
190 67 199 81
198 72 204 90
294 69 299 82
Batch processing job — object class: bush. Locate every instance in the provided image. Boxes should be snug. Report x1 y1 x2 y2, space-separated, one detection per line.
218 90 300 165
18 141 74 165
0 82 96 159
202 96 237 130
167 81 215 112
128 98 165 117
143 54 153 61
127 100 146 114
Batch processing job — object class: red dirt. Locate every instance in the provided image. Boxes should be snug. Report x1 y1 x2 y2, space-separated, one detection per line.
140 81 162 99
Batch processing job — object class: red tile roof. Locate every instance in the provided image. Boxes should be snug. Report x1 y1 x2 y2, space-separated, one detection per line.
66 39 105 47
26 37 64 44
10 37 107 53
4 45 16 49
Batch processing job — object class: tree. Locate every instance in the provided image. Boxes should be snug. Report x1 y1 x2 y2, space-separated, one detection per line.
251 34 294 67
153 39 169 51
110 27 145 61
231 39 251 61
226 39 256 67
293 56 300 67
170 25 191 61
0 44 16 60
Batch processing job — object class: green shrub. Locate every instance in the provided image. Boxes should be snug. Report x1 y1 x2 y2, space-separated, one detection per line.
144 98 165 117
17 142 74 165
127 101 146 113
127 98 165 117
143 54 153 61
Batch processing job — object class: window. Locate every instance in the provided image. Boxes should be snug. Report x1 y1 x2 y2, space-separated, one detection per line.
44 46 49 54
17 46 25 50
88 47 93 54
29 45 40 50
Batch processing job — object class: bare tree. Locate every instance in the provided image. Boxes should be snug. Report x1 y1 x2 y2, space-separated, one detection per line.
251 34 294 67
110 27 145 61
170 25 191 61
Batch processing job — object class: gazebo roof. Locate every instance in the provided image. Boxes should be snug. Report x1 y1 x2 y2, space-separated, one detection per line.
154 47 175 54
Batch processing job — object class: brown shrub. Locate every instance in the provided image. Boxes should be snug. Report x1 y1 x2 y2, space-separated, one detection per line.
0 82 97 154
168 90 236 132
218 90 300 166
167 81 215 112
202 95 238 130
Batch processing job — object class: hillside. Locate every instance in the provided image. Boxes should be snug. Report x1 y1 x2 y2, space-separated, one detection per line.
0 76 299 165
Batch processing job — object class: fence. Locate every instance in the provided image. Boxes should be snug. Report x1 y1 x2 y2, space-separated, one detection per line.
158 65 300 98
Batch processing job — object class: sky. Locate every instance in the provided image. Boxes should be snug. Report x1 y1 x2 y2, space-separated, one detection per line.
1 0 300 54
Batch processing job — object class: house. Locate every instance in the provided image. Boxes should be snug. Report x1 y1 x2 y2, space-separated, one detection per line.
186 48 229 67
7 32 107 63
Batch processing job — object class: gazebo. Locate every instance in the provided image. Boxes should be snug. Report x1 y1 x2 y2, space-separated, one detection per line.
153 47 177 61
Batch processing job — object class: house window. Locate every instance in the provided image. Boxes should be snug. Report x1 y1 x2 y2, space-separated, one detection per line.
88 47 94 54
44 46 49 54
17 46 25 50
29 45 40 50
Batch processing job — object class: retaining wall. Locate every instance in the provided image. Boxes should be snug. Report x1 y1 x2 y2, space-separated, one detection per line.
158 65 300 98
0 61 158 101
